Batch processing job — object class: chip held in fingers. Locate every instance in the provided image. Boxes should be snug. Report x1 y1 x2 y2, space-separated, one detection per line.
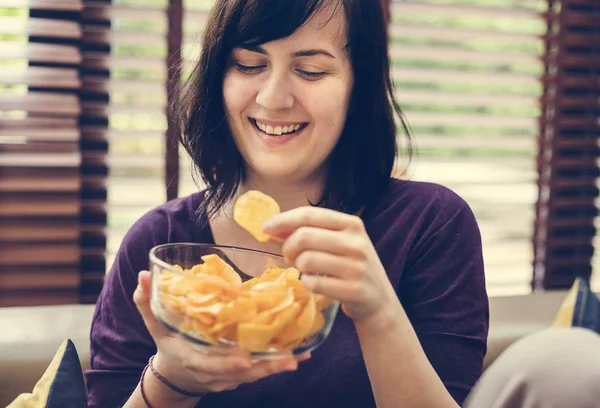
233 190 280 242
158 256 333 353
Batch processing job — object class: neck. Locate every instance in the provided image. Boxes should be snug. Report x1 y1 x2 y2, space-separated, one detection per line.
238 172 325 213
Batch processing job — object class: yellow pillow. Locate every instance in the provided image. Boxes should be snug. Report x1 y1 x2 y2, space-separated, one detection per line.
7 339 87 408
553 277 600 332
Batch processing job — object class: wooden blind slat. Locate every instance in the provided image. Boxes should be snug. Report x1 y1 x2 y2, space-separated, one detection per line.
0 195 79 217
407 111 536 129
84 27 163 46
0 267 80 292
0 43 81 64
85 54 166 71
0 17 81 38
0 93 80 115
0 117 78 129
401 90 537 108
0 291 81 307
392 67 539 86
89 4 166 21
0 153 80 167
391 45 540 66
391 1 542 20
390 23 541 44
0 222 79 242
1 0 82 10
0 244 80 265
0 176 80 193
1 66 81 88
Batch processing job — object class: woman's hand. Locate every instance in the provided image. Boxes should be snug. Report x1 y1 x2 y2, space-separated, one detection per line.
133 271 310 396
263 207 399 325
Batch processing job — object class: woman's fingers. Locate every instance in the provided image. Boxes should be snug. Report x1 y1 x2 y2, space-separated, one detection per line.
234 358 299 383
190 356 299 383
300 274 360 303
264 206 364 240
281 227 364 263
133 270 170 339
292 250 362 279
296 352 312 362
184 347 312 383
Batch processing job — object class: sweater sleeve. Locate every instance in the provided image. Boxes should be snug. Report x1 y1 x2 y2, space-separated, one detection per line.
400 188 490 406
85 209 169 408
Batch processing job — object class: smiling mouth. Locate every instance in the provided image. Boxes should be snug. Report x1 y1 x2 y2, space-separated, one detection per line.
250 118 309 136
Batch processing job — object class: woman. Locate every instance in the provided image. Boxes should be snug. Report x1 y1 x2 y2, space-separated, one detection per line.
85 0 489 407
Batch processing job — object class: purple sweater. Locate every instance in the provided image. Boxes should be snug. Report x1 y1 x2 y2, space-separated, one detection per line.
86 179 489 407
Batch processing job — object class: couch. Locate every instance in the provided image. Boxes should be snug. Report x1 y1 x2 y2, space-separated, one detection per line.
0 290 568 407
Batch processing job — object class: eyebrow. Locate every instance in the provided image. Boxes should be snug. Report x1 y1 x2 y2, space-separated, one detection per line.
241 45 336 59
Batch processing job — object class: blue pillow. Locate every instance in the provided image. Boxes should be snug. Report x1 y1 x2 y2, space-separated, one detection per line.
553 277 600 333
7 338 87 408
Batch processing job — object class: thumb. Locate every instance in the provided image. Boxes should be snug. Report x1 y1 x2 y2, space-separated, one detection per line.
133 270 170 339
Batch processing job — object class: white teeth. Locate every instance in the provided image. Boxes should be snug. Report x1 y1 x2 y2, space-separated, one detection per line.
255 120 304 135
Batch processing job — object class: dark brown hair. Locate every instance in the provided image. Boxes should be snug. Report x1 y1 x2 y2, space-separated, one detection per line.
176 0 412 218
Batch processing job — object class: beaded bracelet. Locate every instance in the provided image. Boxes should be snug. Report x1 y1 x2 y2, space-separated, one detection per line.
148 355 207 399
140 363 156 408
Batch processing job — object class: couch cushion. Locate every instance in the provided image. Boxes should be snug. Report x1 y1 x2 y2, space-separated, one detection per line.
485 290 567 369
6 338 87 408
0 305 93 408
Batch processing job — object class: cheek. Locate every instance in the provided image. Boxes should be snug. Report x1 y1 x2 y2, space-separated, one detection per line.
309 82 352 131
222 74 256 117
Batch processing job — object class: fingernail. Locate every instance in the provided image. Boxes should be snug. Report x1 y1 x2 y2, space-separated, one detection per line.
300 274 315 289
262 221 273 232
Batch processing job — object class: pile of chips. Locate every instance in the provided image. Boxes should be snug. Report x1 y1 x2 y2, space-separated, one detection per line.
158 255 332 352
158 190 332 352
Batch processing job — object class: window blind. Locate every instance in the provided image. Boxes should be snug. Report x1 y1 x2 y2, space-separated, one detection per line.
0 0 84 306
390 0 548 296
534 0 600 290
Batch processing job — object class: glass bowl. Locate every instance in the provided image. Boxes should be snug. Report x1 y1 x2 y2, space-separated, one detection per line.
149 243 340 360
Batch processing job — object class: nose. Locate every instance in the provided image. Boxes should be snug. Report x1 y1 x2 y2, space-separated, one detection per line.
255 71 294 111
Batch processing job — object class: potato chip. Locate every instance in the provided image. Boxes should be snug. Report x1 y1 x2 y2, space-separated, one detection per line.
233 190 280 242
274 295 317 348
250 288 290 312
200 254 243 287
286 279 311 306
237 302 301 352
187 292 217 305
216 297 257 325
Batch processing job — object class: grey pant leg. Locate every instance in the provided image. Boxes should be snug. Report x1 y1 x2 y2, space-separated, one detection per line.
464 327 600 408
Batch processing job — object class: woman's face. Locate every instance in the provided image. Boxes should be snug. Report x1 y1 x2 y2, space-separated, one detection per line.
222 9 353 185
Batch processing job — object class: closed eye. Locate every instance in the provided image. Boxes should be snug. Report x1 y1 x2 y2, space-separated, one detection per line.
296 69 327 81
235 63 265 74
